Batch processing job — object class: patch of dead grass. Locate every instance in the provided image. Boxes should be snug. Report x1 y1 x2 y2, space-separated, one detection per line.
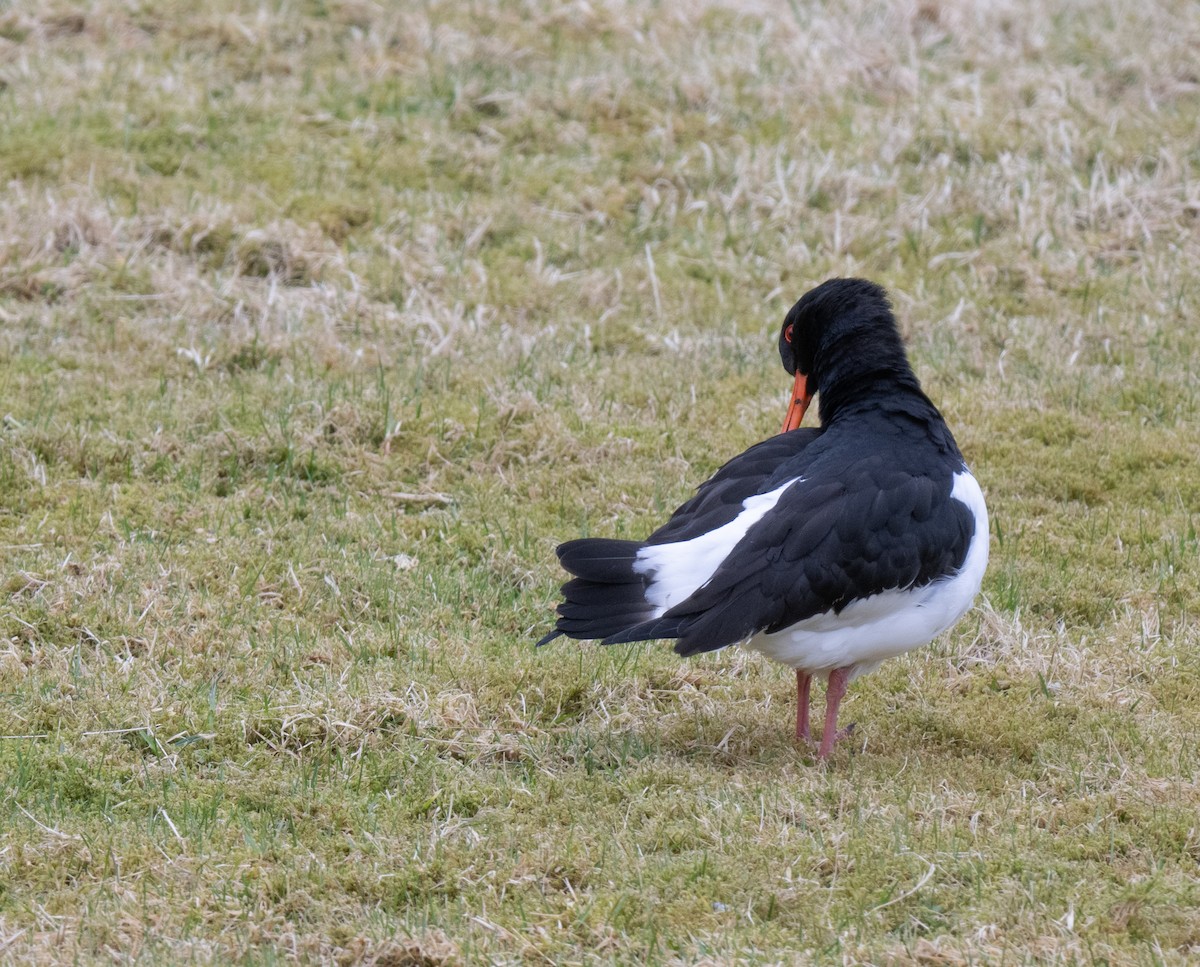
1 0 1199 963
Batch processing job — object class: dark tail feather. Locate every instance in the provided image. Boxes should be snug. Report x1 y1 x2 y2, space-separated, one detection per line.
537 538 662 645
556 538 643 581
557 577 649 609
601 615 684 646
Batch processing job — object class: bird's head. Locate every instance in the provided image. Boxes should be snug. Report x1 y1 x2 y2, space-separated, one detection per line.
777 278 902 431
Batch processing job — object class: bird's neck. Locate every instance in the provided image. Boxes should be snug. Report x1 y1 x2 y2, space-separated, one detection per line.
818 370 940 425
817 367 962 462
814 327 935 425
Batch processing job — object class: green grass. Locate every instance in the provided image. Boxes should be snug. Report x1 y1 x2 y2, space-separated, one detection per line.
2 0 1200 963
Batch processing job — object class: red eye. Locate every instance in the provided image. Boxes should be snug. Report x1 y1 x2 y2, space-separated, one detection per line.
784 324 794 343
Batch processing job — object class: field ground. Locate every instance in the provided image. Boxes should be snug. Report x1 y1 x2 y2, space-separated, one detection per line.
2 0 1199 963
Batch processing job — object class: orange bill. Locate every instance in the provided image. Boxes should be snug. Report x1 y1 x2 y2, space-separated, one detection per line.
781 371 811 433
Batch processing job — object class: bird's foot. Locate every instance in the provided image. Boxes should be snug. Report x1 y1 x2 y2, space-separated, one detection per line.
816 723 858 760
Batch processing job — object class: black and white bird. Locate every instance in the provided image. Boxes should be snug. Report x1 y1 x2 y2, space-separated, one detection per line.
537 278 988 758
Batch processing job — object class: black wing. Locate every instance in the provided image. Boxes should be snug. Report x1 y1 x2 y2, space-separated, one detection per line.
611 453 975 655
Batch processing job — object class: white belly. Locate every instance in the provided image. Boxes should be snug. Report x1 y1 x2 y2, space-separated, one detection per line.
743 471 989 677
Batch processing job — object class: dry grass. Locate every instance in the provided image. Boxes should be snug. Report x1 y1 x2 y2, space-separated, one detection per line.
1 0 1199 963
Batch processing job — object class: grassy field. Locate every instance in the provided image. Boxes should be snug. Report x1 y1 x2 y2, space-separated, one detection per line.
1 0 1199 963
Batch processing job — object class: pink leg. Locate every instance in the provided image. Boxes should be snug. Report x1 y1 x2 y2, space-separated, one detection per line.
795 670 812 743
817 666 854 760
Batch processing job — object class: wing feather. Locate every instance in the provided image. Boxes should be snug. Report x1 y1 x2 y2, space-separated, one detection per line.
667 461 975 656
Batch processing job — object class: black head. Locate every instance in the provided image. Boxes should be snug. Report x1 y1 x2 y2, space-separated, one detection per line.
777 278 922 425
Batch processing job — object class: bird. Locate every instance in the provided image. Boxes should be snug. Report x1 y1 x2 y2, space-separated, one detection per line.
537 278 988 758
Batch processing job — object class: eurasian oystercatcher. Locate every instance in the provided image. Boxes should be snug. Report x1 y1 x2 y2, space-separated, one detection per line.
538 278 988 758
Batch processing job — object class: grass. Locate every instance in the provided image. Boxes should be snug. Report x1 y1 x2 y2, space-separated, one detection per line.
1 0 1199 962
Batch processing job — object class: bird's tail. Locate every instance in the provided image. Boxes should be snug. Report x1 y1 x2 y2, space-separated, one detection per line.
536 538 661 646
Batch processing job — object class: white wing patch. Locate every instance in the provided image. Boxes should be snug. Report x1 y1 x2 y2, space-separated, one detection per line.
634 478 803 617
